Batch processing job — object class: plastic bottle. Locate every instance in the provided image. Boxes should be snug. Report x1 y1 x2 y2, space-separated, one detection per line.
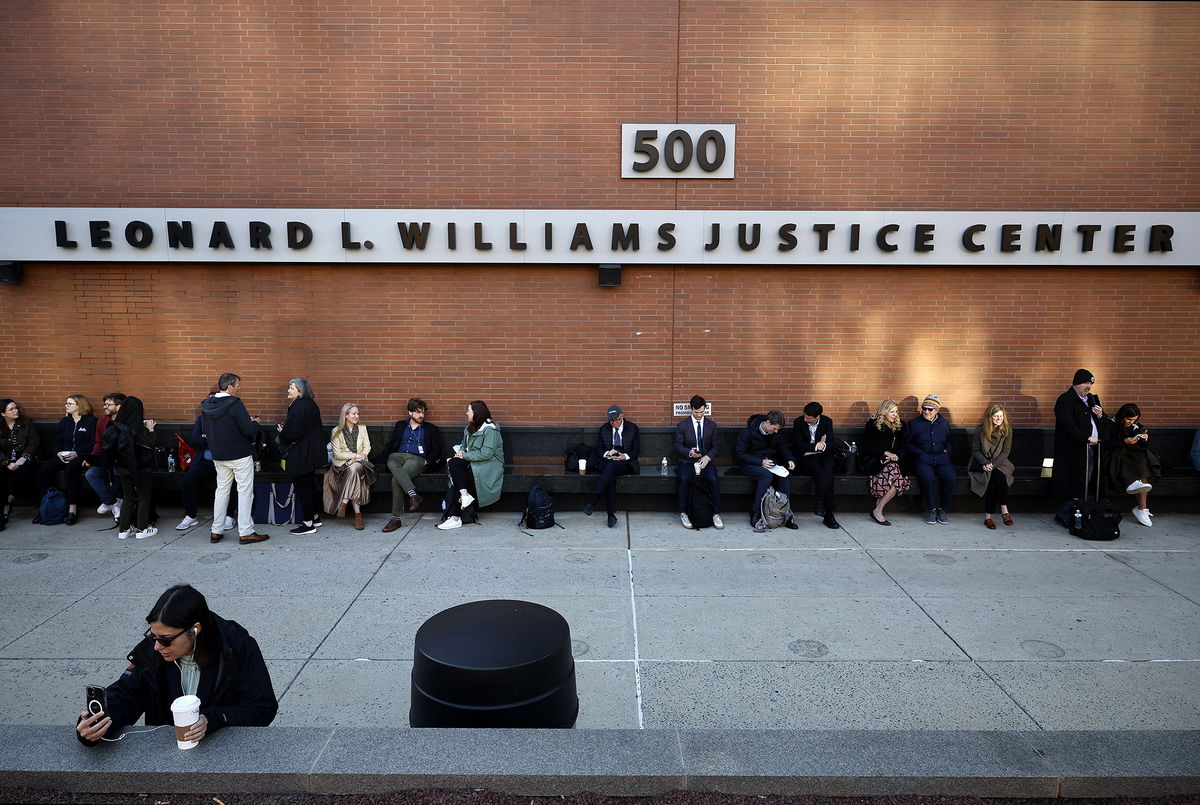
1073 509 1082 531
166 453 176 472
660 457 668 475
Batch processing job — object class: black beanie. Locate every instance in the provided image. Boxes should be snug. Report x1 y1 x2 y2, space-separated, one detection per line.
1072 369 1094 385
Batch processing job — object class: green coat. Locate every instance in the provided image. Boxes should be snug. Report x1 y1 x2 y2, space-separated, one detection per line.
454 421 504 507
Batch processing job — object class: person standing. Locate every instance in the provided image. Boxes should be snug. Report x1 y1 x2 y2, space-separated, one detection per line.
583 405 641 528
104 396 158 540
735 410 797 530
276 378 326 536
907 394 957 525
201 373 267 544
383 398 443 532
969 403 1015 529
674 395 723 530
791 401 839 529
1052 369 1109 521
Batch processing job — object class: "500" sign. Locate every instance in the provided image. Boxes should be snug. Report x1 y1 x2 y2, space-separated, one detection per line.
621 124 735 179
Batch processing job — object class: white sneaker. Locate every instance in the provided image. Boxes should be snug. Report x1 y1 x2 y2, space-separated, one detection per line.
1132 507 1152 527
176 515 200 530
436 516 462 530
224 516 235 531
117 528 134 540
1126 480 1152 493
460 492 475 509
97 503 114 515
712 514 724 530
112 500 123 521
680 513 694 530
135 526 158 539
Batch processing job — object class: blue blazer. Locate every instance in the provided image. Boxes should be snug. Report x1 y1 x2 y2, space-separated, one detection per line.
592 421 640 473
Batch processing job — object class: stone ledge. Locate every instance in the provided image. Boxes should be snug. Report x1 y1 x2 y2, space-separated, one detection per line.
1 726 1197 798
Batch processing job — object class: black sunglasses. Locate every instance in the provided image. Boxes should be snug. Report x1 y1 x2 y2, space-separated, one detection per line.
143 626 190 647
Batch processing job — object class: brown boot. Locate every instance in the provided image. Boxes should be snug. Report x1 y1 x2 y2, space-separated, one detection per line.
354 512 364 530
336 502 347 519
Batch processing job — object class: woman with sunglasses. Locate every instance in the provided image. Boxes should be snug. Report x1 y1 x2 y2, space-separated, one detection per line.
76 584 277 745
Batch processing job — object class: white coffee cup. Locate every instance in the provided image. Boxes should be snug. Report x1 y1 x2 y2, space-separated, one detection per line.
577 459 586 474
694 462 702 475
170 694 201 749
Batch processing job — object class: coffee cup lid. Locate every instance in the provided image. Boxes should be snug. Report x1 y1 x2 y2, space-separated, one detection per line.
170 694 201 711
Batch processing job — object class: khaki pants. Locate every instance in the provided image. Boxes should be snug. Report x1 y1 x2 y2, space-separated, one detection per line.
387 452 426 516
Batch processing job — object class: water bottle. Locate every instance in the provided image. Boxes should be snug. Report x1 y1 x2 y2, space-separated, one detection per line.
166 453 176 472
1073 509 1082 531
660 457 668 476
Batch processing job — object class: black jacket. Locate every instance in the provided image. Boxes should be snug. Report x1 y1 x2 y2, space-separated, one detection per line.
859 418 909 475
384 419 445 470
200 394 258 461
735 416 795 467
1052 387 1110 499
279 397 326 477
592 420 641 472
78 613 277 745
791 414 834 457
53 415 98 456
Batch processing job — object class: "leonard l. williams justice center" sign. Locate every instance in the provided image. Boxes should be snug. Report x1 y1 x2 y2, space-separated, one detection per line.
1 208 1194 266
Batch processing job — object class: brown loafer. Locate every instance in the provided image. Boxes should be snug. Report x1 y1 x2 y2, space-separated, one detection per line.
354 512 364 530
239 532 270 544
407 493 423 512
210 532 224 543
1002 512 1014 526
382 517 403 533
984 517 996 530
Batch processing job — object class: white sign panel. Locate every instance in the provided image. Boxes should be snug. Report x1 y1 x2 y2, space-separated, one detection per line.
0 208 1193 266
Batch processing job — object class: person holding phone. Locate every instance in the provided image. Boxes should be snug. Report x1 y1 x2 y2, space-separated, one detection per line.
583 404 641 529
76 584 277 745
1105 403 1161 527
1052 369 1111 521
276 378 326 536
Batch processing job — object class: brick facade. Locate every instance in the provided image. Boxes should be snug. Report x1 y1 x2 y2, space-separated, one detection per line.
1 2 1197 428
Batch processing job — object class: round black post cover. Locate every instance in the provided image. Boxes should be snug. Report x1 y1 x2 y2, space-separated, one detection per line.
410 599 579 728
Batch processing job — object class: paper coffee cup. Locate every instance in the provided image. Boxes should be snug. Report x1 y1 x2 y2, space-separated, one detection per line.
170 694 201 749
577 459 586 474
694 462 702 475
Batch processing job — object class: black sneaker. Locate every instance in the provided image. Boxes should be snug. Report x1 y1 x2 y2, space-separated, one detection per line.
312 516 324 528
936 509 949 525
290 523 317 535
924 509 938 525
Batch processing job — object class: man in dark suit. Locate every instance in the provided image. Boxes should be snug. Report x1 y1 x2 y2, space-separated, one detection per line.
735 410 798 531
584 405 640 528
1053 368 1109 518
792 401 839 529
674 394 723 530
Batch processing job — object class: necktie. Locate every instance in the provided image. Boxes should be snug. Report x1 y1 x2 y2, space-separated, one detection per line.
695 420 702 455
613 427 621 449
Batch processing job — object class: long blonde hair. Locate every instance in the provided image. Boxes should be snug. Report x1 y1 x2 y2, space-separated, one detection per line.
871 399 901 432
980 403 1012 441
337 402 361 433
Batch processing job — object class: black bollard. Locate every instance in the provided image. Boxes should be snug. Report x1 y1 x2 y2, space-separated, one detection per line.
409 599 579 728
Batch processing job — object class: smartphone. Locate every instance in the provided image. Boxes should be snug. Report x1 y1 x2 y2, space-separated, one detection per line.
85 685 107 717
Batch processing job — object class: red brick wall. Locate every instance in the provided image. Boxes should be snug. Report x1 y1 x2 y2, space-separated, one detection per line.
1 2 1197 427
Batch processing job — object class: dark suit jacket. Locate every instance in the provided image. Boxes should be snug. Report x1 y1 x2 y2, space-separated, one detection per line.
674 417 720 463
791 414 834 456
593 420 641 474
1052 388 1109 499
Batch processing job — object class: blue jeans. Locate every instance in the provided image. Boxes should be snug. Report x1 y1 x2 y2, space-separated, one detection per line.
85 465 118 506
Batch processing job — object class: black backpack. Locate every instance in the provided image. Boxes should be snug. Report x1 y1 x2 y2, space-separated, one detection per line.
520 486 562 532
686 474 716 529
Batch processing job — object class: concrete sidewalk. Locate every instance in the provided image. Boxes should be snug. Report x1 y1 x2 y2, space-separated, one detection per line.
1 503 1198 795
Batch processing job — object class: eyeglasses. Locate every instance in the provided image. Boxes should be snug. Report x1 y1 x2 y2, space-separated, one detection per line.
143 626 190 647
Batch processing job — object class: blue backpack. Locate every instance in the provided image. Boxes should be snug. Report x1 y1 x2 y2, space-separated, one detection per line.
38 488 68 525
519 486 562 532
